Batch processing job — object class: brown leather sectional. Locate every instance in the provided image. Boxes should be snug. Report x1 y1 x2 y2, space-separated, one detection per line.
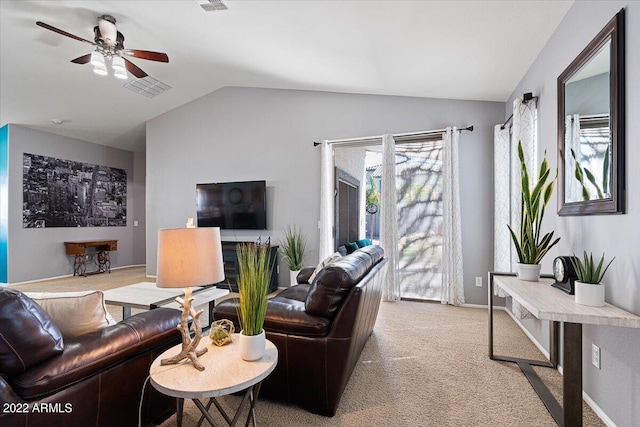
0 288 182 427
213 244 387 416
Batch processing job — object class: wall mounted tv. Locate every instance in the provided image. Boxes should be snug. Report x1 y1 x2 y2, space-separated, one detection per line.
196 180 267 230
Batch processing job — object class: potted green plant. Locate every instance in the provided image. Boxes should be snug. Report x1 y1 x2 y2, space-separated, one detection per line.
570 251 614 306
507 141 561 281
236 242 272 361
279 225 308 286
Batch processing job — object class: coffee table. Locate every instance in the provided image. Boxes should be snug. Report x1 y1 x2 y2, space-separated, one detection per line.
149 334 277 427
103 282 229 324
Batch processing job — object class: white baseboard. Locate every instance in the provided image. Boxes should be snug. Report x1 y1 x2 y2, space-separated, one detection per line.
583 391 617 426
503 306 552 360
460 303 493 309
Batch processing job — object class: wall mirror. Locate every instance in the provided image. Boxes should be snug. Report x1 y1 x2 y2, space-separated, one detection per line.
558 9 625 215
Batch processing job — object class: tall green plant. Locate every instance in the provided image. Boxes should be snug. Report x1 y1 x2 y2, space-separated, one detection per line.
507 141 561 265
236 242 272 336
570 251 615 284
279 225 307 271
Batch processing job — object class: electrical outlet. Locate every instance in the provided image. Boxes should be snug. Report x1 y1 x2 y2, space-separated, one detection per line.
592 344 601 369
475 276 482 287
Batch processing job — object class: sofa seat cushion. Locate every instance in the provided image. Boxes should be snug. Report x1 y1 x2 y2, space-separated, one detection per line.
305 251 373 318
0 289 64 377
214 297 330 338
9 308 181 399
25 290 116 338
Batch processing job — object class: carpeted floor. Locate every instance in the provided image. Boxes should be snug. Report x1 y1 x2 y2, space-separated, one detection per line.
12 267 605 426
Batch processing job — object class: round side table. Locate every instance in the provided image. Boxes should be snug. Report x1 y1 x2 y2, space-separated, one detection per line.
150 333 277 427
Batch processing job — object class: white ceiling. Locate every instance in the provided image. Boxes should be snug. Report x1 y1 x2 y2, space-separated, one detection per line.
0 0 573 152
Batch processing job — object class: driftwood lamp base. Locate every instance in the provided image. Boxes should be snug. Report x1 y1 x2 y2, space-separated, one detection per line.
161 287 208 371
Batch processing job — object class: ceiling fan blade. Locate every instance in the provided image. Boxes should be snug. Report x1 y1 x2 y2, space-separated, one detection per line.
70 54 92 64
36 21 96 46
123 49 169 63
123 58 148 78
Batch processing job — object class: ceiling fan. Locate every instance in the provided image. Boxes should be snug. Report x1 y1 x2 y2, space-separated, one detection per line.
36 14 168 79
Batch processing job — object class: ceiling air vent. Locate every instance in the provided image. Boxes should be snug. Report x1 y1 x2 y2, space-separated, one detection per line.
123 77 171 98
195 0 228 12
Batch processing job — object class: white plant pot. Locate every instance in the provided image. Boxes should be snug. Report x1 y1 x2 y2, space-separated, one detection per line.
574 281 605 307
238 330 266 361
516 263 541 281
289 270 300 287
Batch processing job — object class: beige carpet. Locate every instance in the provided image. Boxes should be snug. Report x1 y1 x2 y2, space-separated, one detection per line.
12 267 604 426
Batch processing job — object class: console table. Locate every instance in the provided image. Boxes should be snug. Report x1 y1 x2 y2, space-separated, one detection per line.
488 272 640 427
64 239 117 276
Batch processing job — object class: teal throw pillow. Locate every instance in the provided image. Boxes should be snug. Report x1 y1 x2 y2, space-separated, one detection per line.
345 242 359 254
356 238 372 248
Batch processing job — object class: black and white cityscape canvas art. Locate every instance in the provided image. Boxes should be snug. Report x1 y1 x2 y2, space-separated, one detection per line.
23 153 127 228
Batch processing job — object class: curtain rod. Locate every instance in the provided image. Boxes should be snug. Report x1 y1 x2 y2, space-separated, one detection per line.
312 125 474 147
500 92 538 130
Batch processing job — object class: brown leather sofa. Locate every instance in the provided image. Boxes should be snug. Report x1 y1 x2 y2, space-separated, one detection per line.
213 245 387 416
0 288 181 427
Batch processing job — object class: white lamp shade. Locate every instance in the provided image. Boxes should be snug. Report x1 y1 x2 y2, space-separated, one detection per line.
90 51 105 67
93 64 108 76
114 68 128 80
156 227 225 288
112 56 126 72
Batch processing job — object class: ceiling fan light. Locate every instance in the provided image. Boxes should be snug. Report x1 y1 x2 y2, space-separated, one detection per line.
90 51 105 67
112 56 126 72
93 66 108 76
114 67 128 80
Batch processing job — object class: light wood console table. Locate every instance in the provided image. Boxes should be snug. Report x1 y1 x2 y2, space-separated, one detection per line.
488 272 640 427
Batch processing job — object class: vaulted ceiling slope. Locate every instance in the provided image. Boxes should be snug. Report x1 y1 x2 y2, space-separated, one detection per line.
0 1 573 152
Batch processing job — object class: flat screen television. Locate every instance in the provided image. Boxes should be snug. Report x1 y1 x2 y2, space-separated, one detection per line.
196 180 267 230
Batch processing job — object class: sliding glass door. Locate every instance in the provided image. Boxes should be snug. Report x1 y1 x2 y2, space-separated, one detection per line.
395 140 444 300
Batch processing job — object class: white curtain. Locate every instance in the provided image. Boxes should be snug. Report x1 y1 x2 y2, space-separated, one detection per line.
493 124 511 272
319 140 334 260
565 114 581 202
493 97 537 304
509 97 537 270
381 134 400 301
441 127 464 306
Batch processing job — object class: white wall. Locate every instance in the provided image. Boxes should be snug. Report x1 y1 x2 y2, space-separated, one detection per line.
146 86 503 296
506 2 640 425
6 125 143 283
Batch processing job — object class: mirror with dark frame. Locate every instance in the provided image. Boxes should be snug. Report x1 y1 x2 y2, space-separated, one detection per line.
558 9 625 215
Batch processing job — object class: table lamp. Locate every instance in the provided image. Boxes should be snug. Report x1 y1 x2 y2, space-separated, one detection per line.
156 227 224 371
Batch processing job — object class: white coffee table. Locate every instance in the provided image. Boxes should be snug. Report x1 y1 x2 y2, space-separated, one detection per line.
150 334 277 427
103 282 229 324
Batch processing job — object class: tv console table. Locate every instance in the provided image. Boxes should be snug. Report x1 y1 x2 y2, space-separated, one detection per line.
64 239 118 277
488 272 640 427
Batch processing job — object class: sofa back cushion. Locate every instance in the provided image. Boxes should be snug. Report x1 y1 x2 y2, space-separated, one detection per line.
25 291 117 338
0 289 64 376
357 244 385 265
305 251 373 318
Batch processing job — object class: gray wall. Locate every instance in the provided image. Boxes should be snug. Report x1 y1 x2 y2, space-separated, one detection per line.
146 86 503 297
5 125 144 283
505 2 640 425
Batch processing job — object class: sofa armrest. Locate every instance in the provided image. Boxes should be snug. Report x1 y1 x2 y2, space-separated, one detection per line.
9 308 181 400
295 267 316 284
